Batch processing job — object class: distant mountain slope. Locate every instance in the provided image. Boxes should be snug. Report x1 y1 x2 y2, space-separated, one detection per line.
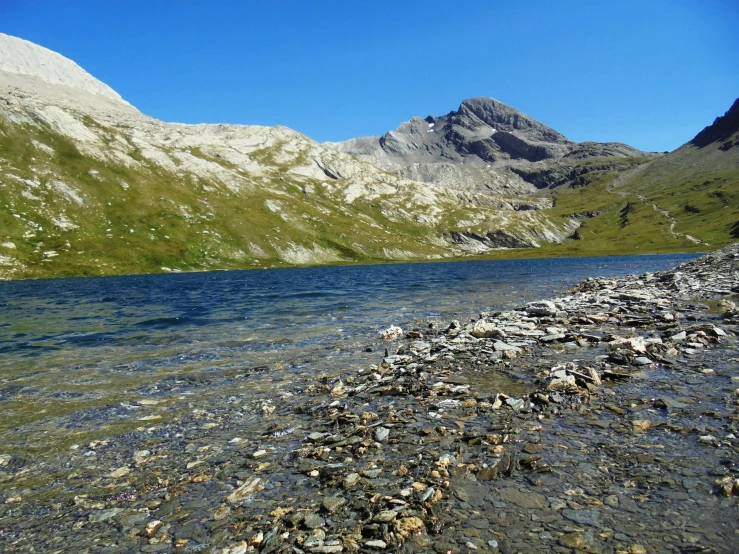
538 97 739 255
0 34 580 279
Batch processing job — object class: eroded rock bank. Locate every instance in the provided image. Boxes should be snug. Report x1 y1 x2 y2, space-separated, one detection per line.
1 245 738 554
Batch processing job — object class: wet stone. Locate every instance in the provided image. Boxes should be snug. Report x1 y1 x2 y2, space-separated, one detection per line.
374 427 390 442
562 509 600 526
303 513 325 529
559 532 586 548
343 473 360 489
497 487 547 509
321 496 347 514
88 508 124 523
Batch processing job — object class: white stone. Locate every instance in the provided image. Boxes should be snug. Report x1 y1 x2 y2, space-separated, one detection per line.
381 325 403 340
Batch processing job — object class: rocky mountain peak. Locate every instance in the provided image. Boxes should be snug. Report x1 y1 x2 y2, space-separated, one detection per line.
690 97 739 150
0 32 131 107
458 97 572 144
332 95 635 195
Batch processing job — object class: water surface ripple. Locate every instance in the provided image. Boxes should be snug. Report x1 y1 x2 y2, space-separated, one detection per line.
0 254 697 450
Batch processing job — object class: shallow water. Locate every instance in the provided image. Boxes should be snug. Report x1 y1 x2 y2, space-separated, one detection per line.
0 254 697 453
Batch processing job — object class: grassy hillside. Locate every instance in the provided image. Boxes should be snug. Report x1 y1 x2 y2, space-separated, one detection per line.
2 89 737 279
0 110 573 279
522 121 739 258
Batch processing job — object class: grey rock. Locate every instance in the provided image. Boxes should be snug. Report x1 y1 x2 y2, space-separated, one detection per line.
303 513 326 529
540 333 566 343
561 509 600 526
492 341 521 353
88 508 124 523
303 535 324 548
526 301 559 316
321 496 347 514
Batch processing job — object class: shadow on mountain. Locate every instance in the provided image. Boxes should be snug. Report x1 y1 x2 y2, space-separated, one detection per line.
730 220 739 239
689 98 739 148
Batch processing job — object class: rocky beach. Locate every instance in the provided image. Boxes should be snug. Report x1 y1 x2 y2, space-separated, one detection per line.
1 244 738 554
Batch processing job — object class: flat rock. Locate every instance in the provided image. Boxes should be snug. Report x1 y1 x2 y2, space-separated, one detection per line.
88 508 124 523
303 513 325 529
561 508 600 526
470 320 503 338
492 341 521 353
497 487 547 509
321 496 347 514
226 478 264 504
526 301 558 316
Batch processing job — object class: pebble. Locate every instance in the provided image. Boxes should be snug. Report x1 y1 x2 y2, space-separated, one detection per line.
321 496 347 514
343 473 360 489
374 427 390 442
108 466 130 478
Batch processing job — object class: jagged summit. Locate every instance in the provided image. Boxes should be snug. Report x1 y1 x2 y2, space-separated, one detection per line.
453 97 572 144
690 97 739 149
0 32 131 106
331 96 649 195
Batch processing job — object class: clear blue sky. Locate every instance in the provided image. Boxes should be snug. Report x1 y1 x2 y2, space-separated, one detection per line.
1 0 737 152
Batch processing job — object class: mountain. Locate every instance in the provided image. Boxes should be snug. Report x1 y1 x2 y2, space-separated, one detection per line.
330 97 654 196
0 33 581 279
0 34 735 280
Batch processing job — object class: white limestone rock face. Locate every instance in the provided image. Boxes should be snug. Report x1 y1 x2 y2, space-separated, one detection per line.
0 33 131 106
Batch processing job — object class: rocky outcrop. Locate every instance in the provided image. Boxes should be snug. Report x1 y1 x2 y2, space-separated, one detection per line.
446 230 538 251
510 157 652 190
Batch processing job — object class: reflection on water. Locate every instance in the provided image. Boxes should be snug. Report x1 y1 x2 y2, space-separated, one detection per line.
0 254 698 451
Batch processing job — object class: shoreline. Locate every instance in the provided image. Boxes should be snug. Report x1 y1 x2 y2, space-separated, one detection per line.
0 244 713 283
0 244 737 553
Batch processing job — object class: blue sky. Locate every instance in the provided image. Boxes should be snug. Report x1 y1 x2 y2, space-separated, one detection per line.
1 0 737 152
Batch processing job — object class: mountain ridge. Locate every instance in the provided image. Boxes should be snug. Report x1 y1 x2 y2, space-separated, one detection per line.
329 96 655 197
0 34 581 279
0 32 131 107
0 33 735 280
